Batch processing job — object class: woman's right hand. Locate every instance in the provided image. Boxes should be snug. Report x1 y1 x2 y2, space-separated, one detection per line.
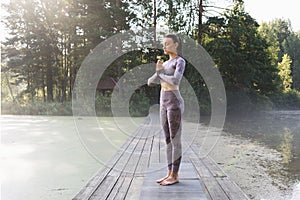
156 60 164 71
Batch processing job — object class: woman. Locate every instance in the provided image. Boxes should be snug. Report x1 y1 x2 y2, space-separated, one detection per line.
148 34 185 186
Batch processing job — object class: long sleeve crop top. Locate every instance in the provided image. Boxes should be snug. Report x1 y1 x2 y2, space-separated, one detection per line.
147 56 186 86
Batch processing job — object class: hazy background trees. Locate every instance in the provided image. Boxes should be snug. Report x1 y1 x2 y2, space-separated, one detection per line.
1 0 300 115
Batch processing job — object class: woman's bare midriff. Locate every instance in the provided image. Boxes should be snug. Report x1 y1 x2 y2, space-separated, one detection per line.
161 81 179 91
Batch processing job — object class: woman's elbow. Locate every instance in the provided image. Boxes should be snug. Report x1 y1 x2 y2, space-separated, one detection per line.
171 78 179 85
147 79 155 86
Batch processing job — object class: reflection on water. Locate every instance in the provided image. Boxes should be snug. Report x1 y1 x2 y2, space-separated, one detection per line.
224 110 300 181
280 128 293 165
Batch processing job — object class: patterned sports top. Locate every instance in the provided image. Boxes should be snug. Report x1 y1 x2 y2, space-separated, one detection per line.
147 56 186 87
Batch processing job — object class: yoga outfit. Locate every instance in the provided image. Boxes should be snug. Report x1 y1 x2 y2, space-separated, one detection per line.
148 56 186 173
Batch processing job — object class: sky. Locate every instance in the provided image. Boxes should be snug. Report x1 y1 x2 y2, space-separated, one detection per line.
243 0 300 31
0 0 300 42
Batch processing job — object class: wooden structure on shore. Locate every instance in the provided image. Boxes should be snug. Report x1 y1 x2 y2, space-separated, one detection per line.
73 112 249 200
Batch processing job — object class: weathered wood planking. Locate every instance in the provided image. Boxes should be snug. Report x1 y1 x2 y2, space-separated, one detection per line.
189 145 250 200
140 163 208 200
191 157 229 200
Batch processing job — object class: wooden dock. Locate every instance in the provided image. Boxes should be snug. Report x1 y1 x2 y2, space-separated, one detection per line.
73 112 249 200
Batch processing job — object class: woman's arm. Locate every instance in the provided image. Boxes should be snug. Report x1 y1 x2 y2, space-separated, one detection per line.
157 59 185 85
147 72 159 86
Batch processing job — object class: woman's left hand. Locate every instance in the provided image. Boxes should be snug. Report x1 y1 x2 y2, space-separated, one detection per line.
156 60 164 71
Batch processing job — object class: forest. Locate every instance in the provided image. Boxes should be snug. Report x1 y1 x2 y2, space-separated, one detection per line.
1 0 300 116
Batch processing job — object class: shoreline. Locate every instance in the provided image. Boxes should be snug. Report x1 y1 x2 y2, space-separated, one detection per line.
197 130 294 200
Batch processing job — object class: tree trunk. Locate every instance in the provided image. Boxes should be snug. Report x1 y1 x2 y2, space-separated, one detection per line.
46 62 54 102
4 71 18 104
153 0 157 48
42 67 46 102
197 0 203 45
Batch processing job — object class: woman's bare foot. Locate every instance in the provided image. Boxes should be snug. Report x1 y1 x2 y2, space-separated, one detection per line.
156 176 169 183
156 170 171 183
160 172 179 186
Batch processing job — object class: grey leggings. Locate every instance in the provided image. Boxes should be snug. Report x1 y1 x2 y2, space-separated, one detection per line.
160 90 184 173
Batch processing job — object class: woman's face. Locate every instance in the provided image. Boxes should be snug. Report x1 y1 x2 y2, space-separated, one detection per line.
163 37 178 55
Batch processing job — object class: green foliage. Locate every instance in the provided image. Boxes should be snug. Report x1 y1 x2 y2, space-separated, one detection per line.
258 22 280 66
278 54 292 92
95 92 112 116
258 19 292 62
129 90 151 117
182 62 211 115
293 59 300 91
258 18 300 92
203 3 280 113
283 32 300 90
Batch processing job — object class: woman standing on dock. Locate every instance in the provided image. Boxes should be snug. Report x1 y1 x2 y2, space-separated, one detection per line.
148 34 185 186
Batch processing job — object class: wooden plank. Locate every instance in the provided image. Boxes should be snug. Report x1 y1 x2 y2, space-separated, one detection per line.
135 135 154 176
104 123 150 199
191 155 249 200
188 142 227 177
122 124 149 174
124 125 156 198
123 177 144 200
140 181 208 200
72 140 134 200
109 123 147 175
216 177 250 200
200 177 229 200
148 112 163 165
140 163 208 200
182 138 196 162
72 168 109 200
150 137 160 164
190 157 212 178
149 130 162 164
89 138 141 200
106 176 132 200
189 157 213 200
190 157 229 200
159 132 167 164
88 175 119 200
202 156 227 178
109 169 138 199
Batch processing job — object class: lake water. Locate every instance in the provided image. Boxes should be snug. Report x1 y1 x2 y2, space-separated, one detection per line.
223 110 300 197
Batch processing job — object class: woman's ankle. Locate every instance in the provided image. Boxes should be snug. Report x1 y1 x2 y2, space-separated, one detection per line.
171 172 178 179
